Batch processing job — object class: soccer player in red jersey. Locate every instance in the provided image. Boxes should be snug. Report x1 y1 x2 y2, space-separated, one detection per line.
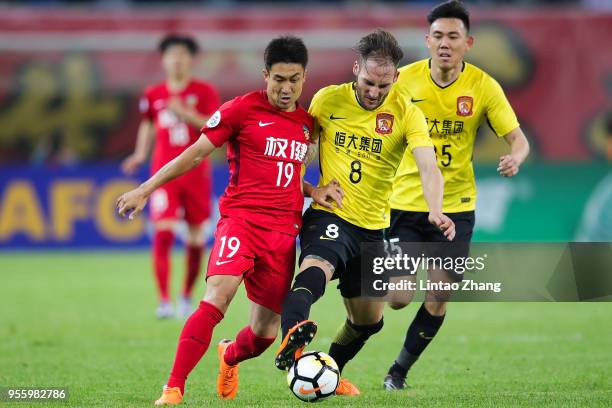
121 34 220 319
117 36 334 404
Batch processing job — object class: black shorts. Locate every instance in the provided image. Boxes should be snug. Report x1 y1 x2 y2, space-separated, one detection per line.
299 207 384 298
386 210 475 280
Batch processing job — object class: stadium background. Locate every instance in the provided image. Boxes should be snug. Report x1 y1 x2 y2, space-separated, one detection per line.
1 1 611 407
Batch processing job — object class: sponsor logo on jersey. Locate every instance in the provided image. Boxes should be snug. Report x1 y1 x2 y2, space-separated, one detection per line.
153 99 166 110
375 113 394 134
457 96 473 117
411 97 426 103
330 114 346 120
186 94 198 106
206 110 221 128
259 120 274 127
264 137 308 161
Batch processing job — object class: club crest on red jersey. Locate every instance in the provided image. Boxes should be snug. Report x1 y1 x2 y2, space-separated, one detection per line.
457 96 473 117
302 124 311 141
375 113 394 134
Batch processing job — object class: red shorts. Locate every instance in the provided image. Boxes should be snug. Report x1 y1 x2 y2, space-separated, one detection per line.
207 216 297 314
149 164 211 224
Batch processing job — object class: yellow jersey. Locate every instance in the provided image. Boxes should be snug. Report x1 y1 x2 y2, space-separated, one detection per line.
391 59 520 212
309 82 432 230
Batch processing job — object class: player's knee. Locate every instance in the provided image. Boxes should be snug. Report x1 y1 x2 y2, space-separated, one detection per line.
291 266 327 302
424 300 447 316
349 318 384 340
388 301 409 310
300 255 335 281
203 283 237 313
250 316 280 338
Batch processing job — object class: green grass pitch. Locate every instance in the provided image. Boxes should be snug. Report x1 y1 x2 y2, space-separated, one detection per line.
1 251 611 407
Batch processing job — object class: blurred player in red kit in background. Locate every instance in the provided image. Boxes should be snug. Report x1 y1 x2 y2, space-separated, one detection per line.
121 34 220 319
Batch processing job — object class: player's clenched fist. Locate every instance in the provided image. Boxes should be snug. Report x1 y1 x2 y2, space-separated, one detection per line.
116 187 149 220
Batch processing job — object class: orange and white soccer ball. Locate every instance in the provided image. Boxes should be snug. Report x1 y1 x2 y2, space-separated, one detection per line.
287 351 340 402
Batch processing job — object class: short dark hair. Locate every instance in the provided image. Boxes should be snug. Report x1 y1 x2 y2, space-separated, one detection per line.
354 29 404 67
158 34 199 55
427 1 471 32
264 36 308 70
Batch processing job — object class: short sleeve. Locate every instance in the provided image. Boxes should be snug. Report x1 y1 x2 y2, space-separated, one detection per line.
201 97 243 147
484 76 520 137
139 88 154 121
404 105 433 150
308 88 325 118
197 83 221 116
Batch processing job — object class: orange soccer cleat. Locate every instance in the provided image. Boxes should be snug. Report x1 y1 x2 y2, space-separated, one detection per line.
335 378 361 396
275 320 317 371
217 339 239 400
154 386 183 405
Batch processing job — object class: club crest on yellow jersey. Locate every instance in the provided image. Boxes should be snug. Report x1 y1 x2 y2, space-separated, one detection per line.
456 96 473 117
375 113 394 135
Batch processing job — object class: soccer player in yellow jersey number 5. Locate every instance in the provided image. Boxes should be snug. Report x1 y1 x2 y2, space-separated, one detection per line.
382 0 530 391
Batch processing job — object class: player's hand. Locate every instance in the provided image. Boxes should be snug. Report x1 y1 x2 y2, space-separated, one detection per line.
116 187 149 220
428 212 456 241
121 154 145 175
311 178 344 209
497 154 520 177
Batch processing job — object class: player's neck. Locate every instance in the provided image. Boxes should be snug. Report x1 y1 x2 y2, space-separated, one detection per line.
430 62 462 88
166 76 191 92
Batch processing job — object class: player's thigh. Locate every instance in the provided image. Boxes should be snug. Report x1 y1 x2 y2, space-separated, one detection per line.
244 230 296 315
180 174 212 225
337 227 383 299
386 210 428 243
425 211 475 283
343 297 386 325
425 211 475 244
248 301 280 338
150 181 181 222
298 208 359 280
207 216 255 280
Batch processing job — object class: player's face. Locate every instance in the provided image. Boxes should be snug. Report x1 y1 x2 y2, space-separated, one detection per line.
352 58 398 111
161 44 194 80
426 18 474 71
263 63 306 112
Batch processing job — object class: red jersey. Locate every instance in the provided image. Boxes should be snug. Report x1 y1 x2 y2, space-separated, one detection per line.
139 79 220 172
203 90 313 236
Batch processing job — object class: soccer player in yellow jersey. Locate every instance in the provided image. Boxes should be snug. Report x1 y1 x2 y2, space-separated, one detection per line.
275 29 456 395
382 1 530 391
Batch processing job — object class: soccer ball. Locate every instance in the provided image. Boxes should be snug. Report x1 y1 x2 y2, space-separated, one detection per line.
287 351 340 402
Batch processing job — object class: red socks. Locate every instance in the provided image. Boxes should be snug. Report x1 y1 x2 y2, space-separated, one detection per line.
224 326 276 366
153 230 174 302
167 301 224 394
183 245 203 298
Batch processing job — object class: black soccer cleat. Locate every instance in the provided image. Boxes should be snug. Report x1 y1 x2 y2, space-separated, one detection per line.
383 372 407 391
275 320 317 371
